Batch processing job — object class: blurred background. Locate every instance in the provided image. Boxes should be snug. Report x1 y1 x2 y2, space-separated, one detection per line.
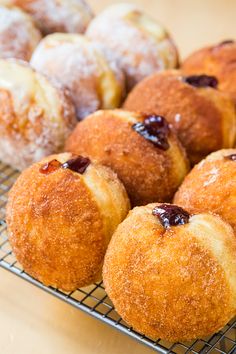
0 1 235 354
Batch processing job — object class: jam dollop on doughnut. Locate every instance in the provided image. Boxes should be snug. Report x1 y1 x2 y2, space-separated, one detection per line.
152 203 190 228
62 156 91 173
218 40 235 46
184 74 218 88
225 154 236 161
39 159 61 174
40 156 91 175
132 115 170 150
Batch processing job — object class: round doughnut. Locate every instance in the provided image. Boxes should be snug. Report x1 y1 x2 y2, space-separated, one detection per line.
0 5 41 61
6 153 130 291
174 149 236 233
66 109 189 206
124 70 236 164
0 59 77 171
103 203 236 342
31 34 124 121
182 40 236 103
86 3 178 91
8 0 93 35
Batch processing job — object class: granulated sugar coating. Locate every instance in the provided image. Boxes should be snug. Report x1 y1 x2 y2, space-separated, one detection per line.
103 203 236 342
6 152 130 291
174 149 236 233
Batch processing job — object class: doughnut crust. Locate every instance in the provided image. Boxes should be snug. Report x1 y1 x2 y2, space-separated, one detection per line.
9 0 93 35
31 34 124 121
6 153 130 291
174 149 236 233
124 70 236 164
86 3 178 91
182 41 236 103
0 59 77 170
103 203 236 342
66 109 189 206
0 5 41 61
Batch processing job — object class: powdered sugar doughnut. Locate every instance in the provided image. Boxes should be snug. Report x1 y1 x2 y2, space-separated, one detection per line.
31 34 125 120
0 5 41 61
9 0 93 35
0 59 77 171
86 3 178 91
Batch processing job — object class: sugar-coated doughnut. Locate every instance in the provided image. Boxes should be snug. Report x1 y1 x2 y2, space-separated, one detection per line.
0 59 77 171
86 3 178 91
0 5 41 61
124 70 236 165
31 34 124 121
174 149 236 233
66 109 189 206
8 0 93 35
103 203 236 342
6 153 130 291
182 40 236 103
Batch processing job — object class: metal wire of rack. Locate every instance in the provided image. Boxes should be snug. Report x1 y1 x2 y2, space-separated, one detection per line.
0 161 236 354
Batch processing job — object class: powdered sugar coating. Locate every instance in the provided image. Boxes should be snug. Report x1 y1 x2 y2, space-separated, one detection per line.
31 34 125 120
0 5 41 61
10 0 93 35
0 59 77 170
86 3 178 90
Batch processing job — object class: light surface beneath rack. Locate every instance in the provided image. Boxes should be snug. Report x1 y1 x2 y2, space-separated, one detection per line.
0 161 235 354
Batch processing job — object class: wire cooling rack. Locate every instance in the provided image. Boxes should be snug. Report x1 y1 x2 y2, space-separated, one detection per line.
0 161 236 354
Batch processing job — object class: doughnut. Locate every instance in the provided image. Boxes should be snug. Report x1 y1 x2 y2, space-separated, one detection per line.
86 3 178 91
0 5 41 61
174 149 236 233
103 203 236 342
66 109 189 206
31 34 124 121
182 40 236 103
8 0 93 35
124 70 236 164
6 153 130 291
0 59 77 171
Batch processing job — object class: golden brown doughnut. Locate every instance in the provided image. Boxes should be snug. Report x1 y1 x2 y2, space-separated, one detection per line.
7 0 93 35
0 5 41 61
6 153 130 291
182 40 236 103
66 109 189 206
31 34 124 121
103 203 236 342
0 59 77 171
124 70 236 164
174 149 236 233
86 3 178 91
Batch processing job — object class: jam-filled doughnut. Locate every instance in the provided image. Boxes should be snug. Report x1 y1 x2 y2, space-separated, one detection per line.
86 3 178 91
0 59 77 171
103 203 236 342
31 34 124 121
174 149 236 233
0 5 41 61
182 40 236 103
9 0 93 35
124 70 236 165
6 153 130 291
66 109 189 206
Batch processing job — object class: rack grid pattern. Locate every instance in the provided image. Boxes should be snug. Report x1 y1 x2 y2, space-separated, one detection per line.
0 161 236 354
